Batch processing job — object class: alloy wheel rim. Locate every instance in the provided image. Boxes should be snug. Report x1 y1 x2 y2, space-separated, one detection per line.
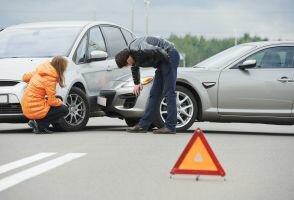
160 91 194 129
64 94 86 126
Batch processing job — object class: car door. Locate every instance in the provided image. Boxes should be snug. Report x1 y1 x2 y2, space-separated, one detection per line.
218 46 294 117
74 26 112 96
100 25 134 88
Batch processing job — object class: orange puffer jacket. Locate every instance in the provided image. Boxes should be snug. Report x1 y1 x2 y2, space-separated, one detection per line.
21 61 63 119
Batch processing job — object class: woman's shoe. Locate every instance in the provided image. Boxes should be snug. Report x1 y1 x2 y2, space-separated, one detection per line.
35 128 54 134
28 120 39 133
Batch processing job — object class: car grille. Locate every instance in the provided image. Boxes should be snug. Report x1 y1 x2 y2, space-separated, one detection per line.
0 103 22 114
0 81 20 87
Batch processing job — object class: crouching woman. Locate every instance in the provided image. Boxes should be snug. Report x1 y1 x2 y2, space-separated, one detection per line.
21 56 69 134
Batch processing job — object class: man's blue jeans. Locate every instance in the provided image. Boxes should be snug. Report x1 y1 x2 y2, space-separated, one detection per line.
139 48 180 131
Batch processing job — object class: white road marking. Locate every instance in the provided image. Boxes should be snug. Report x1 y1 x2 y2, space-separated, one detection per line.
0 153 57 175
0 153 86 192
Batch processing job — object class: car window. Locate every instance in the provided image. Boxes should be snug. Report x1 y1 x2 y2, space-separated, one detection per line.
0 27 82 58
88 27 106 56
194 45 256 69
245 46 294 68
121 28 135 44
100 26 128 57
74 35 88 64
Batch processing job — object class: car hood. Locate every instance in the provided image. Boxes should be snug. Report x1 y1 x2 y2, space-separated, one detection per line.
178 66 213 72
177 67 222 82
114 67 214 81
138 66 213 75
0 58 50 80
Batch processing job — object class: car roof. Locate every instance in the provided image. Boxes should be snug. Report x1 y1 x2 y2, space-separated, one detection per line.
6 21 120 29
243 41 294 47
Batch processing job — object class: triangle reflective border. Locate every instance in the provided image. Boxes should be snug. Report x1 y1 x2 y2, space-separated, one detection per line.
170 128 225 176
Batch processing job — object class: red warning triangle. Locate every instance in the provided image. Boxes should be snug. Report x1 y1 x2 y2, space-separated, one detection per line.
170 128 225 176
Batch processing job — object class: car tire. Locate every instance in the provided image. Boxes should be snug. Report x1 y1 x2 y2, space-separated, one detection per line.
153 85 198 131
53 87 90 131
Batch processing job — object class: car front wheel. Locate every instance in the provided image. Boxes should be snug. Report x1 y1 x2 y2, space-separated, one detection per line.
53 87 90 131
154 85 198 131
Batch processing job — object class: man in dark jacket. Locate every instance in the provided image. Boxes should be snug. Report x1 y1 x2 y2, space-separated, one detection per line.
115 36 180 134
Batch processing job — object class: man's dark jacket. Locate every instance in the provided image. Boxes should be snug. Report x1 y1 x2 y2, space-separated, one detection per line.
128 36 174 85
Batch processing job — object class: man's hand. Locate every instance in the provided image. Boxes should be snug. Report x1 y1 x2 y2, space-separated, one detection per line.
133 84 143 96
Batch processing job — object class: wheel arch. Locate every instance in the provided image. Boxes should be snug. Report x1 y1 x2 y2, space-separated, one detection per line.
71 82 86 92
70 82 98 112
176 81 203 121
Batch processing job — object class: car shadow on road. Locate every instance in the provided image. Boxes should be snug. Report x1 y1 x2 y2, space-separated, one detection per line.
177 129 294 136
0 128 34 134
1 126 293 136
84 126 294 136
80 125 129 132
0 125 129 134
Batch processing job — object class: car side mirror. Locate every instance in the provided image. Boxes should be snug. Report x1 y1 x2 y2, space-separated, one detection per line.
237 59 257 70
88 50 108 62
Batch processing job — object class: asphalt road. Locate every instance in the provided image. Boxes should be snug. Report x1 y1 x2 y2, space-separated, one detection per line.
0 118 294 200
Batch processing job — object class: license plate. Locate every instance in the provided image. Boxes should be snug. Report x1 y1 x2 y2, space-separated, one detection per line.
0 95 8 104
97 96 107 106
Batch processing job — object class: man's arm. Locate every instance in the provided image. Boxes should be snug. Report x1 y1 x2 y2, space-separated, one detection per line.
131 66 143 96
131 66 140 85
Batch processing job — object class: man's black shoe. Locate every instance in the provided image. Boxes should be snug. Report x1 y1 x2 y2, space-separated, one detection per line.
127 125 147 133
153 127 176 134
28 120 39 133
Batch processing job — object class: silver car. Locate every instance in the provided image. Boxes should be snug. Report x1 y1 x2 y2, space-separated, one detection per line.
98 41 294 130
0 21 135 131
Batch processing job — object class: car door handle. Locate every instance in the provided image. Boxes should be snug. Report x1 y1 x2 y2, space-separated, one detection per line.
277 77 293 83
107 66 113 71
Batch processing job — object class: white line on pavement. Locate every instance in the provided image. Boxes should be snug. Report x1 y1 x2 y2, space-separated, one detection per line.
0 152 57 175
0 153 86 192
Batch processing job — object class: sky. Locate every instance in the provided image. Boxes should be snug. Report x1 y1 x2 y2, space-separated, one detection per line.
0 0 293 40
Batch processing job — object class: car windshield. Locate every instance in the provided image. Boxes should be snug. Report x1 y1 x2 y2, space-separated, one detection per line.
194 44 257 69
0 27 82 58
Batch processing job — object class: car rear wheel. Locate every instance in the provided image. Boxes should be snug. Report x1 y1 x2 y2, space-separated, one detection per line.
53 87 89 131
154 85 197 131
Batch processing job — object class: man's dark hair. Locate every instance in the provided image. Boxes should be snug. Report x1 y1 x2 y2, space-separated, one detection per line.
115 48 130 68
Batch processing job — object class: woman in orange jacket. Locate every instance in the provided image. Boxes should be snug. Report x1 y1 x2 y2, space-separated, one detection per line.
21 56 69 134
